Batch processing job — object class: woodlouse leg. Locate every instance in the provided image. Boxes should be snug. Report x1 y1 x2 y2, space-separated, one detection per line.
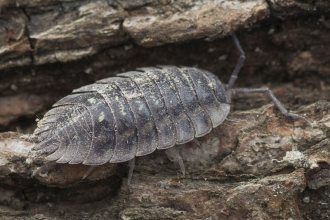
128 157 135 185
82 165 98 179
176 153 186 176
83 164 117 180
32 161 57 177
166 148 186 176
231 88 312 127
226 34 246 90
192 138 201 147
211 128 221 140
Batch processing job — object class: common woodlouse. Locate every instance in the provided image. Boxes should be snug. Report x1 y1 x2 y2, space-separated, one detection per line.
22 35 312 183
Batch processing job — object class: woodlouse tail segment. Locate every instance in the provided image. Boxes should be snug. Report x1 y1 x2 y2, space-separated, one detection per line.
231 88 313 127
33 138 59 153
34 147 58 157
20 134 39 143
33 142 60 162
32 161 57 177
226 34 246 91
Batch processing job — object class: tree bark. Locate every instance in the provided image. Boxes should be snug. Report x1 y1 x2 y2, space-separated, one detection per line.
0 0 330 219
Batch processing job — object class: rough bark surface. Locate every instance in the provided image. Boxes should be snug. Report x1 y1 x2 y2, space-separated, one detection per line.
0 0 330 219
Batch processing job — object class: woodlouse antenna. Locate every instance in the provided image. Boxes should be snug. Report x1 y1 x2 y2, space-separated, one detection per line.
226 34 246 90
228 34 312 127
231 88 313 127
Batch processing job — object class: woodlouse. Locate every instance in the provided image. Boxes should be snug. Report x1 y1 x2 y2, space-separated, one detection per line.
22 35 312 182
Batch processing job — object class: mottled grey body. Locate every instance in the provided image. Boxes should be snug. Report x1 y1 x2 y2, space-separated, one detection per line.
30 66 231 166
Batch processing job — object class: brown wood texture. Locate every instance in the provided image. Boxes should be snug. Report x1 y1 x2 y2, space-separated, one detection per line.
0 0 330 219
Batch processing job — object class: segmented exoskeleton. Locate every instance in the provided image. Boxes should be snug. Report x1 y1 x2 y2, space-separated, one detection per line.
30 66 231 164
23 35 311 183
